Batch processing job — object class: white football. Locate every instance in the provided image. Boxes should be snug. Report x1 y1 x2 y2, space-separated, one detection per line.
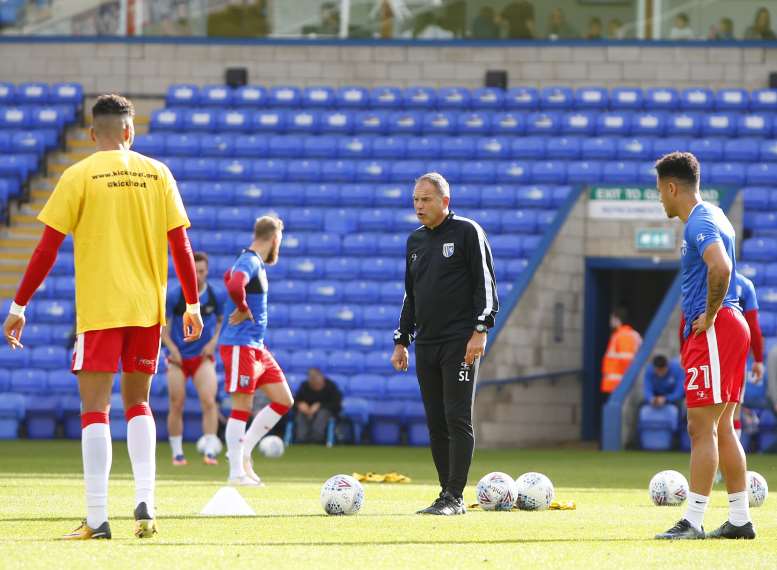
320 475 364 515
649 470 688 506
258 435 285 458
195 434 223 456
514 472 555 511
476 472 517 511
747 471 768 507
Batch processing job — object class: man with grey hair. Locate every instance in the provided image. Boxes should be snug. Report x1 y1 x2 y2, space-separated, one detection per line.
391 172 498 515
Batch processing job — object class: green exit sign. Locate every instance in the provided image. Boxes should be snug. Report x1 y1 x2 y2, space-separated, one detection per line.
635 228 675 251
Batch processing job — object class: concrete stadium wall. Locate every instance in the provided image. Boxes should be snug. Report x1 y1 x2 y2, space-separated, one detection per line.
0 42 774 95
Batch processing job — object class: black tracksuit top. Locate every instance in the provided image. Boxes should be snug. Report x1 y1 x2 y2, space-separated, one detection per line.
394 212 499 346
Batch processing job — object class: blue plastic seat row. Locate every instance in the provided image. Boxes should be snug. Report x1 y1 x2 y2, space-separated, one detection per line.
0 82 83 106
149 108 777 138
743 187 777 211
158 157 777 186
270 348 415 376
164 84 777 112
0 346 70 371
743 238 777 262
136 132 777 163
266 328 395 351
0 105 77 129
0 129 60 154
0 153 39 183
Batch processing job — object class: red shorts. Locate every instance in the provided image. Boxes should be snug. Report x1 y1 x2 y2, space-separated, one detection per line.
72 325 162 375
219 345 286 394
168 354 215 379
681 308 750 408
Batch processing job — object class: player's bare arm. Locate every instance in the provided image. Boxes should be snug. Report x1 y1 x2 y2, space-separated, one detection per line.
693 242 732 336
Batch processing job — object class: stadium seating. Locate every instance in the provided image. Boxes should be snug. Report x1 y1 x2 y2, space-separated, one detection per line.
638 404 680 451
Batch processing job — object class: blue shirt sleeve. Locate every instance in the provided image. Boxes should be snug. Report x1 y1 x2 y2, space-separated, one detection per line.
669 360 686 403
643 366 656 401
690 210 723 257
232 254 259 281
738 274 759 312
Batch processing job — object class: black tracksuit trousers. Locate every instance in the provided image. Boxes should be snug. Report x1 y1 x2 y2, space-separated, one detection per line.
414 337 479 499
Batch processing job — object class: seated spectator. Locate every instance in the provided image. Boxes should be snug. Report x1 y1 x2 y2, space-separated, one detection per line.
499 0 534 39
294 368 342 444
709 17 734 40
586 17 603 40
669 12 695 40
472 6 500 39
607 18 625 39
643 354 685 409
546 7 578 40
745 7 776 40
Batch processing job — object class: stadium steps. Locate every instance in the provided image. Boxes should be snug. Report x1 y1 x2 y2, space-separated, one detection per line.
0 119 148 298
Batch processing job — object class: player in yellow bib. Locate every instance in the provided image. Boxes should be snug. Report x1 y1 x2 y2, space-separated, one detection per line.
2 94 203 540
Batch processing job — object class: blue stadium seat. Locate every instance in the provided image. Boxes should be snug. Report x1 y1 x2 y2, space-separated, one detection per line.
10 368 46 394
321 111 354 134
582 137 616 160
516 185 552 209
309 329 345 351
304 135 338 159
387 374 422 400
709 163 746 186
652 137 688 159
405 136 441 160
390 160 425 183
216 109 249 132
492 112 525 135
303 86 336 108
327 350 365 375
419 112 452 135
254 110 287 133
481 185 516 208
0 392 24 439
22 323 52 345
746 211 777 232
394 210 422 232
561 112 596 136
370 86 403 109
526 112 561 135
268 304 289 328
233 85 267 107
501 210 537 234
325 257 361 280
24 395 60 439
600 161 636 184
306 233 342 257
504 87 538 110
387 111 424 135
490 235 522 257
540 87 573 110
336 86 369 108
166 84 198 106
575 87 608 110
617 138 653 161
338 136 371 159
288 304 326 328
496 161 530 184
324 206 359 231
361 257 403 280
288 258 323 280
454 185 482 208
346 329 384 351
632 112 666 136
372 136 406 159
184 109 216 132
16 82 49 105
200 85 233 107
200 134 235 157
666 113 701 137
701 113 736 137
742 238 777 261
166 133 199 156
739 261 764 285
758 288 777 311
716 88 749 111
472 88 504 110
183 157 217 180
747 163 777 186
750 89 777 112
596 112 632 136
688 139 724 162
737 114 772 138
30 345 67 370
10 131 45 155
326 304 363 328
356 209 392 233
761 140 777 162
508 137 543 160
356 160 390 183
286 350 324 373
645 88 679 110
253 159 287 181
269 86 301 107
48 371 76 395
278 232 306 256
437 87 471 110
132 133 166 156
377 234 406 256
231 135 267 157
610 87 643 110
506 259 530 279
459 161 496 184
344 281 381 304
567 161 603 185
475 137 510 160
362 305 397 329
268 329 309 351
440 137 476 159
286 159 322 182
403 87 436 109
680 88 714 111
0 107 28 129
457 112 491 135
0 82 14 105
267 135 302 158
638 404 679 451
348 374 386 400
546 137 581 160
725 138 760 162
379 281 404 305
353 111 389 135
34 300 72 324
288 110 320 134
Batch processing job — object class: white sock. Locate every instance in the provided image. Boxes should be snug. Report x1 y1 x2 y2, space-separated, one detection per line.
82 420 112 529
683 491 709 531
243 404 285 458
735 428 742 439
127 409 156 517
204 433 220 456
169 435 184 458
226 417 247 479
728 491 751 526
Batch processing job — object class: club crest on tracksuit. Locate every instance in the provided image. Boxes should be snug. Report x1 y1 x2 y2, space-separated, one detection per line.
442 243 455 258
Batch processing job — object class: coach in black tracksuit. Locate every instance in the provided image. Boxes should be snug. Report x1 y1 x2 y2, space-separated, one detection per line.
391 172 498 516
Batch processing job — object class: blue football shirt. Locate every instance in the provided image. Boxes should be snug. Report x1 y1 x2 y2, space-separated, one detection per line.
735 271 758 313
165 283 225 358
218 250 268 349
680 202 740 339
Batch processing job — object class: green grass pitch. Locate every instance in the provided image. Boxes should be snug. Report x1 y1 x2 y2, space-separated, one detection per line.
1 441 776 569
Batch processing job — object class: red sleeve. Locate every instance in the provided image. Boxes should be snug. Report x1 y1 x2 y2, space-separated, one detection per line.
167 226 198 305
225 269 250 313
745 309 764 362
14 225 66 306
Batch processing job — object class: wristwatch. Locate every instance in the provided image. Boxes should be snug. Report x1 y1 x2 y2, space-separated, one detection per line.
475 323 488 334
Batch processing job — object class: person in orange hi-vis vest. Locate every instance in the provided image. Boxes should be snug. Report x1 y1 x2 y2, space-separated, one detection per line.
601 307 642 394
